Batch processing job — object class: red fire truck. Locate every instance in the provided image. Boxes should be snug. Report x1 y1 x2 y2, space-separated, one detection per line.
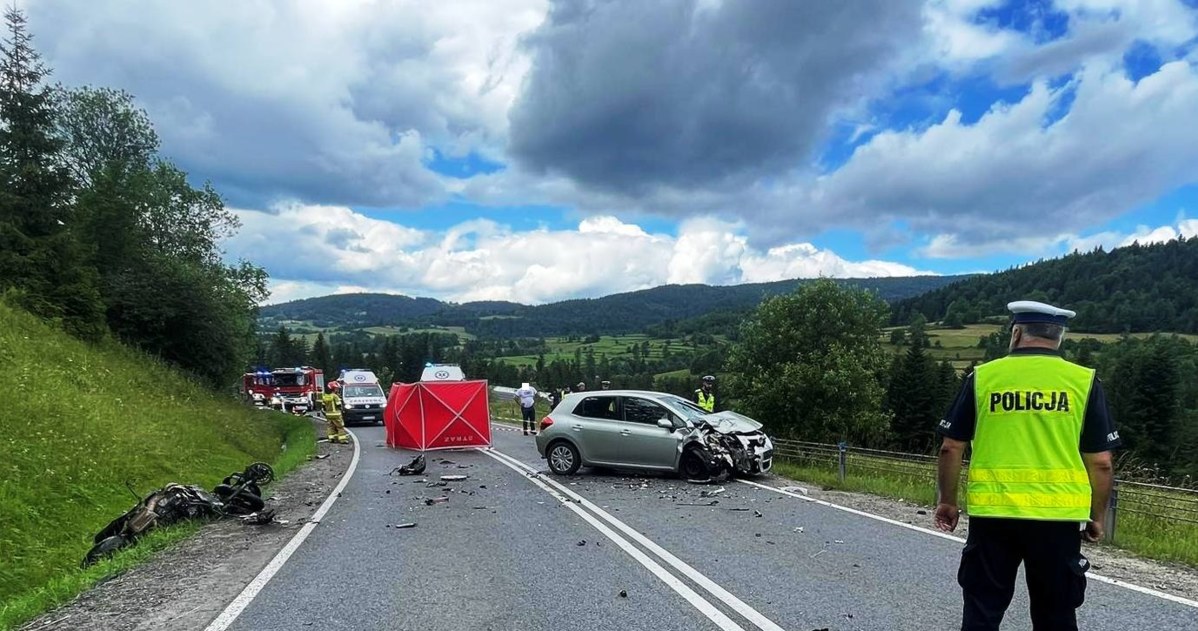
242 366 325 414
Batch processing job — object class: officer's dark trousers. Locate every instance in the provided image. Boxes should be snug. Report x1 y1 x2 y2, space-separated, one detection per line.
521 405 536 432
959 517 1089 631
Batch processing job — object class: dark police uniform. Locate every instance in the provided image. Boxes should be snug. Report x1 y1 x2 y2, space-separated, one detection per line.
938 347 1121 630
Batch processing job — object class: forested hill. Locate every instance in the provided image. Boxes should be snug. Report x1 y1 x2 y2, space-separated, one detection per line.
261 275 965 337
891 237 1198 332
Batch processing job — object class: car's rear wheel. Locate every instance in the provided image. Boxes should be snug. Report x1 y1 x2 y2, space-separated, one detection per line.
547 441 581 475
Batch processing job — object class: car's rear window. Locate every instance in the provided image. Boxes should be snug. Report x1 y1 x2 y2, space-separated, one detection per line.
573 396 620 420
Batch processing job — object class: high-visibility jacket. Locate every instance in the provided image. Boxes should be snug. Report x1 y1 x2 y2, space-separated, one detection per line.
321 393 343 419
695 389 715 413
968 354 1094 521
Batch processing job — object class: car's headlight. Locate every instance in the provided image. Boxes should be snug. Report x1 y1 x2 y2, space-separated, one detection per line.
344 404 355 409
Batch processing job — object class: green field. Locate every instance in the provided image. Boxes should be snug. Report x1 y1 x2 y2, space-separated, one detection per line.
494 333 713 367
261 320 473 346
0 300 315 630
883 324 1198 371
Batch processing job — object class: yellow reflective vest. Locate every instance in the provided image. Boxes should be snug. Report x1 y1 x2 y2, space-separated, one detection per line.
695 390 715 413
968 354 1094 521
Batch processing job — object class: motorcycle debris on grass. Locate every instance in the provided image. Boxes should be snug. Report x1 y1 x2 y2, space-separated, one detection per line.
83 462 277 567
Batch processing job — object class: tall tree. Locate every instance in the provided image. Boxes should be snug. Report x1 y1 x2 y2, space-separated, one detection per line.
886 326 938 451
726 279 891 445
0 7 104 338
311 332 333 377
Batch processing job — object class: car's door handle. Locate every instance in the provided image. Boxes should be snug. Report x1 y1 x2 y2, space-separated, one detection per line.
572 424 583 431
620 430 631 436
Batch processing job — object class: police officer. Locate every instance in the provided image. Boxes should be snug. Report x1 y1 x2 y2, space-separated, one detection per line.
694 375 716 412
600 380 611 390
935 301 1121 631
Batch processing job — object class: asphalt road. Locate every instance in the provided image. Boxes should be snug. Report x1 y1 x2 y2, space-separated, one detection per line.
224 424 1198 631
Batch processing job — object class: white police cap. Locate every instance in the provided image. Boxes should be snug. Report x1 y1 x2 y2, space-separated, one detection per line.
1007 300 1076 326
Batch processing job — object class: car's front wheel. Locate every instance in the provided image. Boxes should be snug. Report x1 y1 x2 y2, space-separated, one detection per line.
680 447 710 481
547 441 581 475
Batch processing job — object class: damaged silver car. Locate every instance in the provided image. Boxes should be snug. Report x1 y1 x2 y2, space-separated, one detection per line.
534 390 773 479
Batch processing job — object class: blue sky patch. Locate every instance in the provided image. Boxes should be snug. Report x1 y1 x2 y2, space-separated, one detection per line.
423 149 504 179
975 0 1070 43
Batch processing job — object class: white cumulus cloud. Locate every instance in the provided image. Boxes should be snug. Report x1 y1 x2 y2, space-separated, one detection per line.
227 205 934 305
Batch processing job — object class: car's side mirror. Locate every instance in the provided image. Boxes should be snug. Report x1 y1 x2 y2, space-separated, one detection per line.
657 418 674 430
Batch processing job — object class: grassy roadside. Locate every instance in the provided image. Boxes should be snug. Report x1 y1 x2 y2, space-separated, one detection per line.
0 300 316 630
771 457 1198 568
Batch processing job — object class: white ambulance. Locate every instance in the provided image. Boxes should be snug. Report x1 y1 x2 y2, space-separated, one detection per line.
336 369 388 425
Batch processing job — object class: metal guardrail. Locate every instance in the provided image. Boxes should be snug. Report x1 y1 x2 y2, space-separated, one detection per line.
771 438 1198 542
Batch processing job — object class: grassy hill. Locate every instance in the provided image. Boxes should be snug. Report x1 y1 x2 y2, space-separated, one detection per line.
0 299 314 629
260 275 968 338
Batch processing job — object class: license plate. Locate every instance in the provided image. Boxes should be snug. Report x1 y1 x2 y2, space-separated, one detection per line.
362 415 375 421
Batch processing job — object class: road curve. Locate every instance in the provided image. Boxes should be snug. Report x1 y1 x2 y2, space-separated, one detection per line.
220 424 1198 631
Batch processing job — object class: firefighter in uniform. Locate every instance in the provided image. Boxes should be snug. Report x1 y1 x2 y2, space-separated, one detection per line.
694 375 716 412
935 301 1120 631
321 382 349 444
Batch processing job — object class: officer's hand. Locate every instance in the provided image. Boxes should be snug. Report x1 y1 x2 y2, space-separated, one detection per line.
934 503 959 532
1082 520 1104 542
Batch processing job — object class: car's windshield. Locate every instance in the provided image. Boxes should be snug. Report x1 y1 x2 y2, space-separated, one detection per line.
344 385 383 398
659 394 709 420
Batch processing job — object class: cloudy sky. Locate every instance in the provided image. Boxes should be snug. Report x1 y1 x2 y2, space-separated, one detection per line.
25 0 1198 304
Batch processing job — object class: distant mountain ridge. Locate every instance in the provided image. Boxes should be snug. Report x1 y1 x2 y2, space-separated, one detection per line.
259 276 969 337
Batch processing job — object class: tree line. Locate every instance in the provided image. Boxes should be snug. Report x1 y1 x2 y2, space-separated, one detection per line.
891 238 1198 333
728 280 1198 481
0 9 265 388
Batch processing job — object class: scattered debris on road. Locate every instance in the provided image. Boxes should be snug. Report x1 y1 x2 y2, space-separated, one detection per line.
677 500 719 507
392 455 426 476
780 485 808 495
576 540 586 546
314 454 330 460
424 497 450 506
395 522 416 529
700 487 726 498
754 510 763 518
618 589 628 598
440 475 468 481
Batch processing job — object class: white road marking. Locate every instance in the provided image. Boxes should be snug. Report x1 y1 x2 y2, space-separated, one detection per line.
480 449 749 631
739 478 1198 610
486 448 787 631
203 429 362 631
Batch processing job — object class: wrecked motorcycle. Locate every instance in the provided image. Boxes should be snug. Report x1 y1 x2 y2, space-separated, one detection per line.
83 462 275 567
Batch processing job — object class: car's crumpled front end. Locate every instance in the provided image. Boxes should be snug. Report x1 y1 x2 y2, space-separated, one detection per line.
684 411 774 482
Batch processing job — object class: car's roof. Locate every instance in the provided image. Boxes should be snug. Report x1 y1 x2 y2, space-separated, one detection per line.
563 389 682 399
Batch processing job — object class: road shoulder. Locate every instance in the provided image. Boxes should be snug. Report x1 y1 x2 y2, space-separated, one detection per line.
19 420 354 631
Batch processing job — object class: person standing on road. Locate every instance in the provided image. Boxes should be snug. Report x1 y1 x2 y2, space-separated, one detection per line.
548 386 563 410
320 383 349 444
935 300 1121 631
514 382 539 436
694 375 716 412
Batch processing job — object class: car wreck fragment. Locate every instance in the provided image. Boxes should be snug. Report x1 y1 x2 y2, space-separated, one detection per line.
680 412 774 483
